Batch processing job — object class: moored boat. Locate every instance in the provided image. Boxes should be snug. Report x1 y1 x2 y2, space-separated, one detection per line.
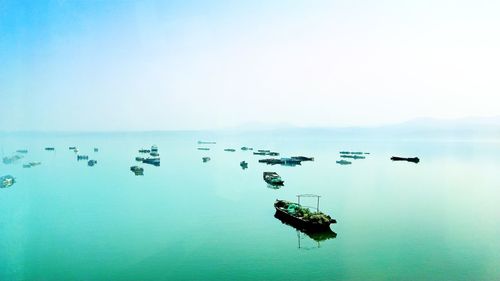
198 148 210 151
240 161 248 169
336 160 352 165
224 148 236 152
263 172 284 186
87 160 97 166
1 175 15 188
16 149 28 154
391 156 420 163
130 166 144 175
202 157 211 163
143 157 160 166
45 147 55 151
198 141 216 144
291 156 314 161
274 196 336 231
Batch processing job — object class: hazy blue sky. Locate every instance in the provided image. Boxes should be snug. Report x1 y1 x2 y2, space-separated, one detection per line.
1 0 499 131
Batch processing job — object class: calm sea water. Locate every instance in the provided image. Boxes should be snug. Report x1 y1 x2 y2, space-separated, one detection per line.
1 132 500 280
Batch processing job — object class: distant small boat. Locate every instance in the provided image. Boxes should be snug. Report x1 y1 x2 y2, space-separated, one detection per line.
291 156 314 161
139 149 151 153
45 147 55 151
130 166 144 176
391 156 420 163
87 160 97 166
253 152 266 155
198 148 210 151
1 175 15 188
135 157 145 162
77 155 89 161
258 150 271 153
3 155 23 164
339 151 350 154
241 147 253 151
69 147 77 150
263 172 284 186
224 149 236 152
150 152 160 157
198 141 216 144
336 160 352 165
151 145 158 153
16 149 28 154
143 157 160 166
202 157 211 163
29 162 41 167
240 161 248 169
23 164 31 168
94 148 99 152
268 152 279 156
281 158 302 166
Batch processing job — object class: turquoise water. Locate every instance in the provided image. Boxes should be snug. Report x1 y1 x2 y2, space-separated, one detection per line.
1 132 500 280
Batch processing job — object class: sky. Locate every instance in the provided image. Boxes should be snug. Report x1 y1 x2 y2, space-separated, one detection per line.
1 0 499 131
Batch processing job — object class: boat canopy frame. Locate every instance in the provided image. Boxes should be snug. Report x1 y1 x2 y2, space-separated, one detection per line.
296 194 321 212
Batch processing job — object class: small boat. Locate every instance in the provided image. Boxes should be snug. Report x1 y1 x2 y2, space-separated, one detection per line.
23 164 32 168
224 149 236 152
16 149 28 154
259 158 283 165
281 158 302 166
263 172 284 186
143 157 160 166
130 166 144 176
69 147 77 150
29 162 41 167
202 157 211 163
73 148 79 153
1 175 15 188
274 196 336 231
241 147 253 151
391 156 420 163
77 155 89 161
94 148 99 152
135 157 145 162
336 160 352 165
253 152 266 155
139 149 151 153
45 147 55 151
291 156 314 161
258 150 270 153
150 152 160 157
351 152 364 155
340 155 355 159
268 152 279 156
352 155 366 160
87 160 97 166
151 145 158 153
240 161 248 169
3 155 23 164
197 148 210 151
198 141 216 144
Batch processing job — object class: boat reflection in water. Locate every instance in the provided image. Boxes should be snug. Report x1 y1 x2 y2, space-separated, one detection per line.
274 211 337 249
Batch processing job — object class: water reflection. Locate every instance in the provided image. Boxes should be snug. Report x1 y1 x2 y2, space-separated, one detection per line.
274 211 336 249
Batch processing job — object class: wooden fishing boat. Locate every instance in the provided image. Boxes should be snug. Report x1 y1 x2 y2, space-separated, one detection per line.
274 195 336 231
391 156 420 163
263 172 284 186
